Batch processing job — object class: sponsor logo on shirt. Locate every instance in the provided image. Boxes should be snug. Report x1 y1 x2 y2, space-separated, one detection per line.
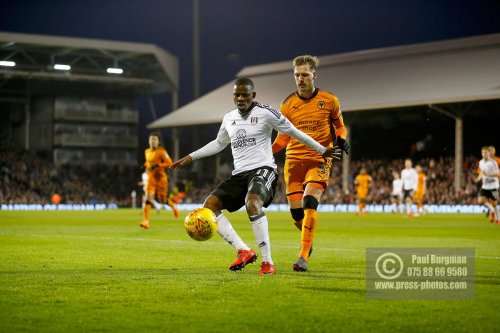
298 119 320 132
232 129 256 148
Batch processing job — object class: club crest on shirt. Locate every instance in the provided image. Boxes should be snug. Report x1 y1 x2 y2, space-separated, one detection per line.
236 129 246 139
317 101 325 109
316 161 330 179
251 117 258 125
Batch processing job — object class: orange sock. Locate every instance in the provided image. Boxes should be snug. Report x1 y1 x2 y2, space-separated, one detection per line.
300 209 317 259
143 203 151 221
166 198 176 209
358 203 363 214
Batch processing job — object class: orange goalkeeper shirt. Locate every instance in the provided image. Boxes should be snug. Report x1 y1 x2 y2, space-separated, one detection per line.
273 88 347 161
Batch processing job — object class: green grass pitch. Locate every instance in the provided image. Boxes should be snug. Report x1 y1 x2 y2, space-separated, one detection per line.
1 209 499 332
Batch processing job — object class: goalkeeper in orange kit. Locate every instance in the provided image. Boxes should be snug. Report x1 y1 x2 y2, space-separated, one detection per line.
272 55 349 272
140 132 179 229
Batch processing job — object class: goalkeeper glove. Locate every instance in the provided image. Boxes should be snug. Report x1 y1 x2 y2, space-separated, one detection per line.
336 136 350 155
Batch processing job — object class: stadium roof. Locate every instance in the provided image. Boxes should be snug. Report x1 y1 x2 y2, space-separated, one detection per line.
0 31 178 98
149 33 500 128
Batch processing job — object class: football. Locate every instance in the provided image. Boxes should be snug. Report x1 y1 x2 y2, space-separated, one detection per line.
184 207 218 241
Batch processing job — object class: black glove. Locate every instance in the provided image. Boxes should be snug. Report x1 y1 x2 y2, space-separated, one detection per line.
336 136 350 155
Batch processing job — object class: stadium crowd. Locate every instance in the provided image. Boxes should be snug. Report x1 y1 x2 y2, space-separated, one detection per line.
0 149 137 206
0 148 483 207
180 156 482 206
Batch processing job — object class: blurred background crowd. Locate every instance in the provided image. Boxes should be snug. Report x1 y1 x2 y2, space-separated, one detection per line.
0 148 482 207
0 149 136 206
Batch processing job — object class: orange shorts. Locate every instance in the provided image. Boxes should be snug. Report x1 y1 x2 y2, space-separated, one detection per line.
357 188 368 200
413 190 424 202
146 173 168 197
284 159 331 200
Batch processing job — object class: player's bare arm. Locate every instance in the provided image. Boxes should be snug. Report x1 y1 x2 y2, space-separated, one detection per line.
475 171 483 183
485 172 500 178
170 155 193 170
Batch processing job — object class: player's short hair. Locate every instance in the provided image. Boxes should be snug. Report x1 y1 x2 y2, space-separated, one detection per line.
293 55 320 72
149 131 162 144
482 146 490 151
234 77 254 90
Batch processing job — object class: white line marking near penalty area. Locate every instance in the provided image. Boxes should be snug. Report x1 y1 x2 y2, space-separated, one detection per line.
2 232 500 260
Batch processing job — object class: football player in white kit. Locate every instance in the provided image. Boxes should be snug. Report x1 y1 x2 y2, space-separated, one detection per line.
476 147 500 223
391 171 403 214
401 159 418 217
171 78 340 274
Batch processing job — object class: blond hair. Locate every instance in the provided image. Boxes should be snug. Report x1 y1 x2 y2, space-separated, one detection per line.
293 55 320 71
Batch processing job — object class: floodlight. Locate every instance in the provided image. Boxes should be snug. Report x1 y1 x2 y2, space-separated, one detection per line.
54 64 71 70
107 67 123 74
0 61 15 67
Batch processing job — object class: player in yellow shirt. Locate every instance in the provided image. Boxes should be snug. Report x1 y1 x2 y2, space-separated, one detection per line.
413 164 427 216
354 168 372 216
140 132 179 229
272 55 349 272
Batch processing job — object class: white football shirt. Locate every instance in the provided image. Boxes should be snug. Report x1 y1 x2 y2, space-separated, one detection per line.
479 159 499 190
401 167 418 191
190 102 327 175
392 178 403 196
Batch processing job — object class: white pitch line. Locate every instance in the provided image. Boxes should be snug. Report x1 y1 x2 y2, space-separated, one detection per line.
1 232 500 260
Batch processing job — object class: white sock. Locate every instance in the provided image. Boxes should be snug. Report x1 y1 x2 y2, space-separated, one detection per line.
391 203 397 212
215 211 249 251
250 212 272 264
486 202 494 216
406 202 411 215
484 204 490 214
